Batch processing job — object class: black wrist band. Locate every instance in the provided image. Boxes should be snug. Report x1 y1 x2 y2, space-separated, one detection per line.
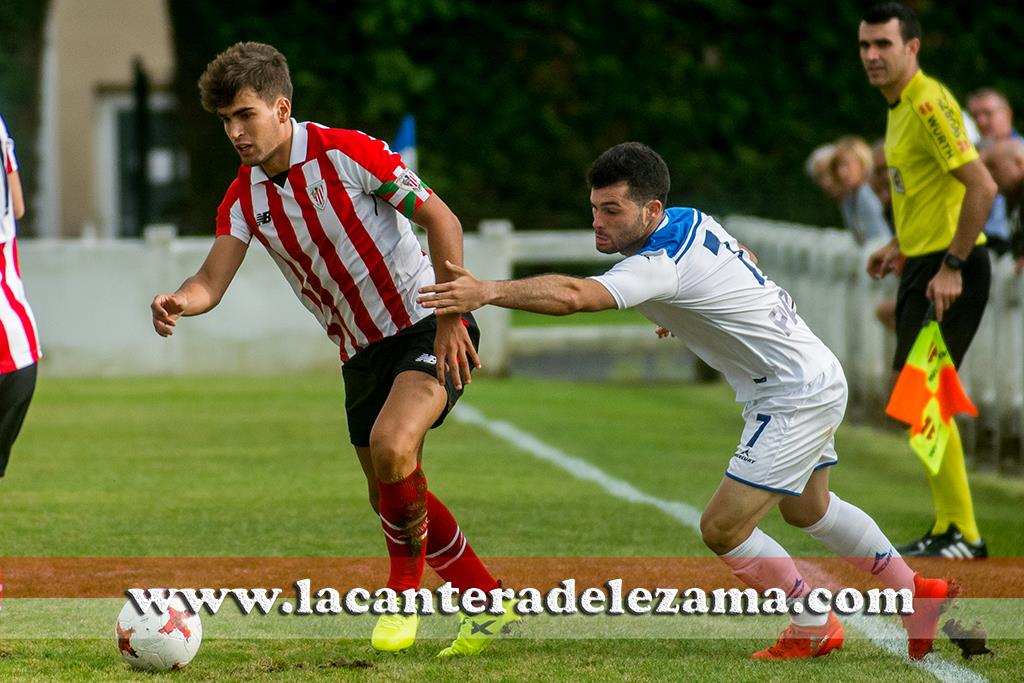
942 252 965 270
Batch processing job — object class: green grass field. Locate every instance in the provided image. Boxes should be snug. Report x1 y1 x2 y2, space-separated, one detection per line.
1 374 1022 681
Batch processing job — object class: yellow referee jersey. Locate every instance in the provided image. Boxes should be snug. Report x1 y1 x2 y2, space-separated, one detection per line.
885 69 985 257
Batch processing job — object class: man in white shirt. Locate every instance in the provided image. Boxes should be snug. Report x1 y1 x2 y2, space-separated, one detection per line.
419 141 954 661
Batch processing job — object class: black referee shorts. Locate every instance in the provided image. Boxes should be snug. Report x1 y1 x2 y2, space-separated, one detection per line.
341 314 480 447
0 362 37 478
893 247 990 371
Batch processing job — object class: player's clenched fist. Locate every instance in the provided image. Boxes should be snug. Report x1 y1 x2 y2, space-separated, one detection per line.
151 293 187 337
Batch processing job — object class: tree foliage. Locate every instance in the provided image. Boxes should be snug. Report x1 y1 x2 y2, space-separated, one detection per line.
0 0 49 236
4 1 1023 236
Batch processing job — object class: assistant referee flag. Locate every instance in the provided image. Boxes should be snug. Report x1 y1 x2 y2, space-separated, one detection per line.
885 319 977 475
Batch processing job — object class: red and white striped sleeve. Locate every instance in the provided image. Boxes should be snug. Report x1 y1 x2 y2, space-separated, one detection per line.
3 140 15 174
316 127 433 219
215 177 251 244
1 116 16 174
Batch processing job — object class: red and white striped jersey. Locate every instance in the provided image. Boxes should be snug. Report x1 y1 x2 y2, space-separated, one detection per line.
1 114 19 243
216 120 436 362
0 114 41 374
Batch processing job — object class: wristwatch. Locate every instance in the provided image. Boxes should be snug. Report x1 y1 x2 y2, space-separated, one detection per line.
942 252 966 271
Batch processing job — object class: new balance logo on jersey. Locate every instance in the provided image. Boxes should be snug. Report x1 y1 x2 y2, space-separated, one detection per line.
255 211 272 226
307 179 328 211
414 353 437 366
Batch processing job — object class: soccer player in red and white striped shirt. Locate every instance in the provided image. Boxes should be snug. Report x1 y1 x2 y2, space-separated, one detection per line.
0 112 41 485
150 42 513 656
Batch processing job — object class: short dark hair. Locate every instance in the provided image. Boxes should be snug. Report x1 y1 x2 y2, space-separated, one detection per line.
198 42 293 113
862 2 921 43
967 88 1011 109
587 142 670 206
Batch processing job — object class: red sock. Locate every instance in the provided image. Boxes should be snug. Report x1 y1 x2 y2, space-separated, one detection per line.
425 492 499 593
377 466 428 592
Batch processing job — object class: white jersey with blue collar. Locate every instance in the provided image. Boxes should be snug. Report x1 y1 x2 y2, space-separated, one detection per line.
590 207 837 401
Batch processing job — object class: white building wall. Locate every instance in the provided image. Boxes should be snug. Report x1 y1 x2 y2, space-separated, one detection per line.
39 0 174 238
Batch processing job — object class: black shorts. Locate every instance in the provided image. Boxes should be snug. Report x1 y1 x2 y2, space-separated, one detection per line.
341 314 480 447
893 247 990 370
0 362 37 478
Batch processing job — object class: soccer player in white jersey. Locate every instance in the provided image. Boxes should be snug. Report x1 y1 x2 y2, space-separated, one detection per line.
0 112 41 484
150 42 515 657
419 142 954 661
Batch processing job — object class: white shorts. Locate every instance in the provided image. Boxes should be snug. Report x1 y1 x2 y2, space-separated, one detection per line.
725 359 848 496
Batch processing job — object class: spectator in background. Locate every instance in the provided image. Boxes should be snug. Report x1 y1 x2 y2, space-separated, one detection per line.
983 137 1024 273
830 136 891 245
968 88 1018 142
0 112 41 482
868 138 894 228
805 143 842 201
968 88 1020 255
867 139 898 331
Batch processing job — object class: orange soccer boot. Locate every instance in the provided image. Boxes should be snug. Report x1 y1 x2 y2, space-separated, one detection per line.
752 611 844 660
902 572 959 660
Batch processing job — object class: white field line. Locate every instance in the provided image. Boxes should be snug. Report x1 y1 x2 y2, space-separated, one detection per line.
453 403 987 683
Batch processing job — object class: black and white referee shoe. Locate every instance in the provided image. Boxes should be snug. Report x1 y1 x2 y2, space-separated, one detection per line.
896 527 934 555
910 524 988 559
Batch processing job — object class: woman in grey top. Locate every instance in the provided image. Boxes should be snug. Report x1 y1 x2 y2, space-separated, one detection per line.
831 136 891 245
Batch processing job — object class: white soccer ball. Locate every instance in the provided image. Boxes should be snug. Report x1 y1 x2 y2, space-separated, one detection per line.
115 593 203 671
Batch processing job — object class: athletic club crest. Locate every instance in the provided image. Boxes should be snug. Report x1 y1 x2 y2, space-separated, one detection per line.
306 179 328 211
396 168 422 193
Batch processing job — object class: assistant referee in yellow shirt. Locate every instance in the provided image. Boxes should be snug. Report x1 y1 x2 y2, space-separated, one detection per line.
858 3 997 559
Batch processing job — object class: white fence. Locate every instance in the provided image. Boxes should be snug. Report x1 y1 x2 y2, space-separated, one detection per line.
16 222 638 378
17 216 1022 468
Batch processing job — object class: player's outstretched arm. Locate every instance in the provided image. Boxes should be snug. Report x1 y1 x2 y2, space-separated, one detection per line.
419 260 618 316
151 235 248 337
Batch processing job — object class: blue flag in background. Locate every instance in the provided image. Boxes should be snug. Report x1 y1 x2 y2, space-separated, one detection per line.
392 114 417 173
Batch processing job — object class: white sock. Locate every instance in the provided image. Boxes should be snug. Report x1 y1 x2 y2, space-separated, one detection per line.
719 527 826 627
802 492 915 593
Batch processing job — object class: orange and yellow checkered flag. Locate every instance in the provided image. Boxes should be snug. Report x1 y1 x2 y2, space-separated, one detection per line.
885 318 977 475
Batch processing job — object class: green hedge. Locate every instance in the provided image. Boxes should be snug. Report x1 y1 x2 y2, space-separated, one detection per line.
3 2 1022 236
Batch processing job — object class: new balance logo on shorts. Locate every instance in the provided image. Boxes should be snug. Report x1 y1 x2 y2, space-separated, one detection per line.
415 353 437 366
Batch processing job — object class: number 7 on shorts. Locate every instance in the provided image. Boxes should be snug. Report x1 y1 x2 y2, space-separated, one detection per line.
746 414 772 447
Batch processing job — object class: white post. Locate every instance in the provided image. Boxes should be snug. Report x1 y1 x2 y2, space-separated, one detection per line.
467 220 514 374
